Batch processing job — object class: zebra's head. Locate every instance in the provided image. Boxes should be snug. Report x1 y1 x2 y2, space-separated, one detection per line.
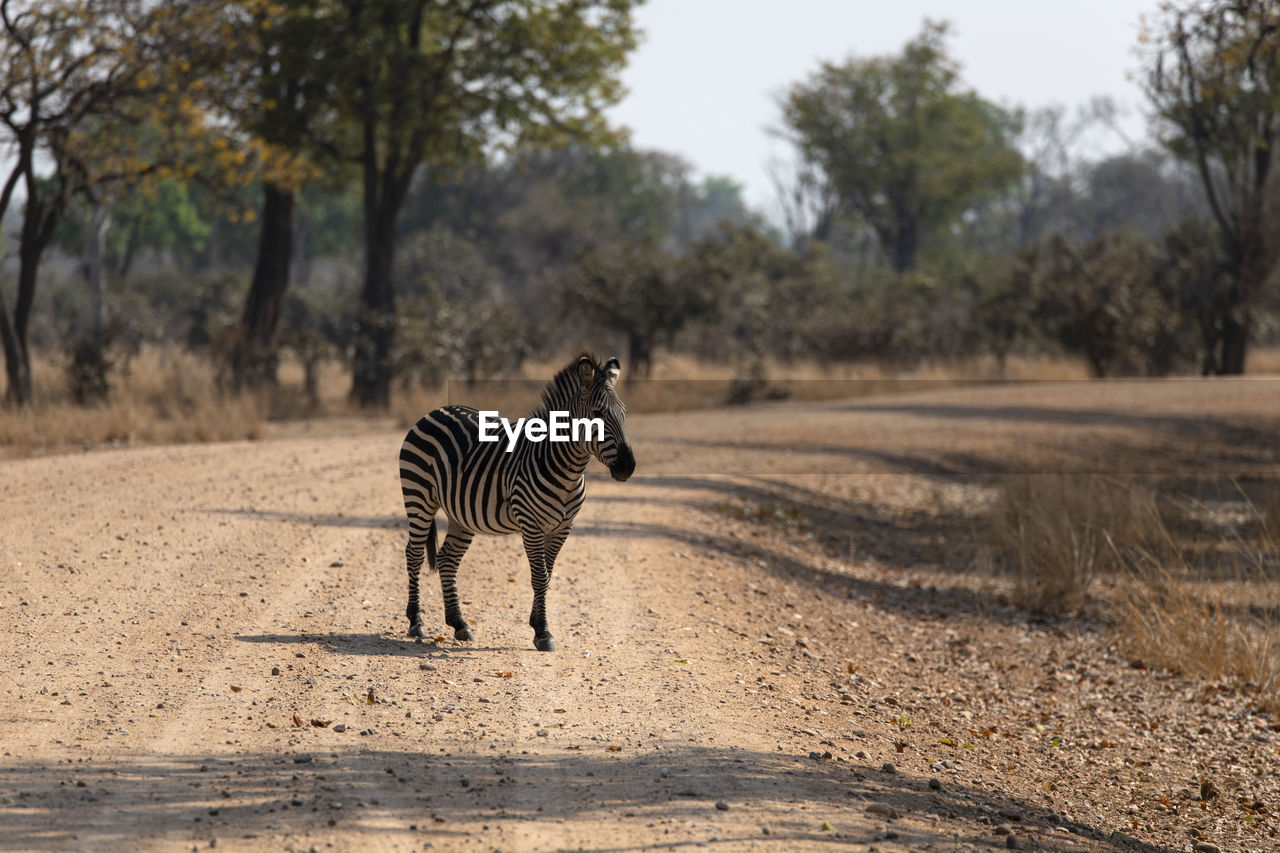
575 354 635 482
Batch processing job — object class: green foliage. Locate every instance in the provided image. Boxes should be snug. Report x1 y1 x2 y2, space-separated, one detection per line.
297 182 362 260
779 20 1024 271
393 143 760 369
55 178 212 276
115 180 211 260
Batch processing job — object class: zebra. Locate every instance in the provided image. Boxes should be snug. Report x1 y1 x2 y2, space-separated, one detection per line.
398 352 636 651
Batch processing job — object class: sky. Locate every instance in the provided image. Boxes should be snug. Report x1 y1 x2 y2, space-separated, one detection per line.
606 0 1163 216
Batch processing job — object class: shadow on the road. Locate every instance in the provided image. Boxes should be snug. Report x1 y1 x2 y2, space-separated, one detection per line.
235 632 510 658
201 508 403 529
844 396 1278 442
575 474 1031 628
0 744 1168 852
638 434 1007 476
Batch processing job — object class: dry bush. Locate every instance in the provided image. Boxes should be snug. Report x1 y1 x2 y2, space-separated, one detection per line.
983 474 1164 613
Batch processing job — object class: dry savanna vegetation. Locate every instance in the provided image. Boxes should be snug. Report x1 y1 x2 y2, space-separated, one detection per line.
5 2 1280 848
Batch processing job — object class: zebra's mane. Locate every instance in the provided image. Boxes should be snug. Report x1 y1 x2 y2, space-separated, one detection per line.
531 351 597 418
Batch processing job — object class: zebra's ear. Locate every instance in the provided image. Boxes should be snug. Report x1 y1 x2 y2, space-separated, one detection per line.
604 357 621 387
576 356 595 387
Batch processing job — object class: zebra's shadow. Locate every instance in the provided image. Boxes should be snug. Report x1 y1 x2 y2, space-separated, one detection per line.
235 632 510 657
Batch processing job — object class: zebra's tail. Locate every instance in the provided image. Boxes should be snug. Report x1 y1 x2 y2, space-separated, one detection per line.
426 516 438 574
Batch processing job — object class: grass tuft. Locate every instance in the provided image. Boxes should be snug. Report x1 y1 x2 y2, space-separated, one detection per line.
1118 542 1280 712
983 473 1280 711
982 475 1164 613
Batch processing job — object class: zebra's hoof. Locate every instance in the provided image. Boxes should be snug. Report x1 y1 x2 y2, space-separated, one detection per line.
534 635 556 652
453 626 475 642
408 622 426 639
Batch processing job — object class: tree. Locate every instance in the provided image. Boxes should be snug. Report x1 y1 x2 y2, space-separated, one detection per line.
1145 0 1280 374
0 0 167 406
0 0 295 406
228 0 333 389
559 241 722 377
778 20 1023 271
334 0 639 408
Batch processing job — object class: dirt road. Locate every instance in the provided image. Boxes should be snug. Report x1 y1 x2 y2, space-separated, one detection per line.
2 379 1278 852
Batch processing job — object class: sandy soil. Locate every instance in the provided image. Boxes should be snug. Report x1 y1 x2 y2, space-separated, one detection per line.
2 378 1279 852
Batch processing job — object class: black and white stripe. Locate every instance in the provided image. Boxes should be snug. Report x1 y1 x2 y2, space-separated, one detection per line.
398 353 635 651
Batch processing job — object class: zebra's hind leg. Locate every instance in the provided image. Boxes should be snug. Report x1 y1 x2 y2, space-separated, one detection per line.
437 527 477 641
405 515 437 638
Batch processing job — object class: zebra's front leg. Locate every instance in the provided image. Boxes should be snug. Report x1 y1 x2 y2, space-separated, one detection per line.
524 527 568 652
437 528 476 641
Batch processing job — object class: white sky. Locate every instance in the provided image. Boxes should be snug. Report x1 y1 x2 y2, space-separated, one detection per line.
606 0 1161 215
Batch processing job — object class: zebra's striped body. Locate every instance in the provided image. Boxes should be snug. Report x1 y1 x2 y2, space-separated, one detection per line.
398 353 635 651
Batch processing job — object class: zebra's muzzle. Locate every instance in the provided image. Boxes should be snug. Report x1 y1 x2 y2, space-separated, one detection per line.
609 447 636 482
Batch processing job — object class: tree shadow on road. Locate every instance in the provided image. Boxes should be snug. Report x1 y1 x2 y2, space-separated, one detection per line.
0 742 1164 852
575 473 1038 630
842 399 1280 464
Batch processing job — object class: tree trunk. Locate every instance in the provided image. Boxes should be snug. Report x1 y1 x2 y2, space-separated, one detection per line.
113 214 143 280
349 221 397 408
7 172 58 407
348 86 410 409
0 289 28 408
890 221 918 273
291 208 311 288
5 260 38 407
1217 311 1248 375
232 182 295 389
627 331 652 379
84 203 112 332
0 161 25 407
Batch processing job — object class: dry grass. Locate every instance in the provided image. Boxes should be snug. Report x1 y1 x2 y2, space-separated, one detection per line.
1119 561 1280 711
983 472 1280 711
0 348 263 458
982 475 1166 613
1245 344 1280 376
4 344 1275 456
